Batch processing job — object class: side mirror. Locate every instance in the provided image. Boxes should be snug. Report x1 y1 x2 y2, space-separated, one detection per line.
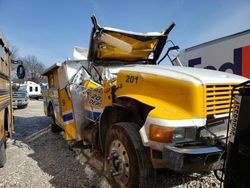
17 64 25 79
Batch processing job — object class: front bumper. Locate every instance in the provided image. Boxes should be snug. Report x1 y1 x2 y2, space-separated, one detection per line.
29 94 42 99
162 145 224 172
12 99 28 108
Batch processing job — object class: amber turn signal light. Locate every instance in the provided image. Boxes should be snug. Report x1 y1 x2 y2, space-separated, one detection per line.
149 124 173 143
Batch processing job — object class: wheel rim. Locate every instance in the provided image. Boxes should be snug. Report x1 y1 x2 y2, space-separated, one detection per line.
107 139 130 185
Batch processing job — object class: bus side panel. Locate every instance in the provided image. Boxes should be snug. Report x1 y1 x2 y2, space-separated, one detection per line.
0 109 4 142
59 88 77 140
7 104 12 138
49 89 61 126
42 89 49 116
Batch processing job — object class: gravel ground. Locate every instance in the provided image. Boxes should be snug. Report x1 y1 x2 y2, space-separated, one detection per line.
0 100 109 188
0 100 222 188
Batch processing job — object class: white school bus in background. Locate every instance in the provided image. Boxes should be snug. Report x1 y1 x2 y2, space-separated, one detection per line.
25 81 42 99
178 29 250 78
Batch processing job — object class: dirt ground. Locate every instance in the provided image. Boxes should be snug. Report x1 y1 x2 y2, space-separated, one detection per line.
0 100 221 188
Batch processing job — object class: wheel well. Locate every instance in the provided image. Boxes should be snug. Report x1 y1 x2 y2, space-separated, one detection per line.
4 108 9 135
113 97 154 126
47 102 53 116
99 97 153 152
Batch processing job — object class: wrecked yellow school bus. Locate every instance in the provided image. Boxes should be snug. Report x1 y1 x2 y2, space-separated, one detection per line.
0 33 25 168
0 33 13 167
42 16 248 187
0 33 26 167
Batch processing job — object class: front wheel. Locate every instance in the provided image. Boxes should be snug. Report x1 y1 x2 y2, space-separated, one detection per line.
105 122 155 188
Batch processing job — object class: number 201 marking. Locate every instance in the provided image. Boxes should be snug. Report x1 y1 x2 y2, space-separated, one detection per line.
125 75 139 84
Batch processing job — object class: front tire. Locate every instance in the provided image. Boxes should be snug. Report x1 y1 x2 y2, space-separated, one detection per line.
105 122 155 188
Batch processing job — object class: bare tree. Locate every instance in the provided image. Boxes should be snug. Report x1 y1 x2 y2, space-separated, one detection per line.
21 55 47 83
10 46 47 84
10 46 22 82
10 46 19 60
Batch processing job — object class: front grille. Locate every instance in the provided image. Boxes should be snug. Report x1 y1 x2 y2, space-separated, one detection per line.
13 95 26 98
12 92 26 98
205 84 239 116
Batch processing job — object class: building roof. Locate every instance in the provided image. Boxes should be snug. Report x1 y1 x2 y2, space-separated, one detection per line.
42 63 61 76
0 32 10 52
184 29 250 52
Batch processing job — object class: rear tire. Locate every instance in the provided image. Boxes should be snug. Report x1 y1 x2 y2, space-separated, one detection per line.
105 122 155 188
0 136 6 168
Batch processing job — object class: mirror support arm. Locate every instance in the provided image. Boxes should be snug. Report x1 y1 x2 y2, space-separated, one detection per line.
11 59 23 65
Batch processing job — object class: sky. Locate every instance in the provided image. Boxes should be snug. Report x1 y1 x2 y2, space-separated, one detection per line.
0 0 250 67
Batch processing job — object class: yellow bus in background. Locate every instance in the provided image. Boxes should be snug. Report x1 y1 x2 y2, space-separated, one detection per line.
0 33 15 167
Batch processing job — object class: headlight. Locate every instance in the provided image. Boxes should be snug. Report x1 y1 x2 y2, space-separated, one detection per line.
173 127 197 143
